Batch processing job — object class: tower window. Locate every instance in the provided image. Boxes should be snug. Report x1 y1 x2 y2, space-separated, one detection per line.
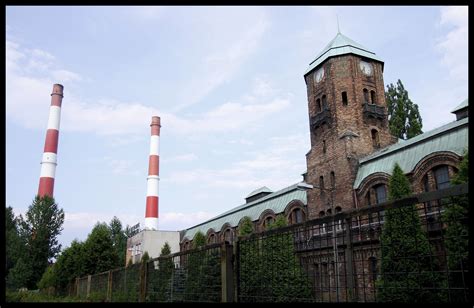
323 140 326 153
363 88 369 103
342 91 348 105
319 176 325 194
330 171 335 189
322 95 328 109
371 129 380 149
370 90 376 104
316 98 321 113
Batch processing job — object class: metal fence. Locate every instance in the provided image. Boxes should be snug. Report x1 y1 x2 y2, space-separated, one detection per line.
236 183 469 303
71 183 468 303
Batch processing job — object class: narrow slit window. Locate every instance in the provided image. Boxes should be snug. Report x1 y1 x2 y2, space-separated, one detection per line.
342 91 348 105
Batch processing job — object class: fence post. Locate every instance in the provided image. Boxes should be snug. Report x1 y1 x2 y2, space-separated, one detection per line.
86 275 91 298
221 242 235 302
139 261 147 302
344 217 356 301
76 277 79 298
107 270 112 302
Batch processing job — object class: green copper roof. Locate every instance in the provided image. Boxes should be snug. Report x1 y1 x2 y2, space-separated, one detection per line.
181 182 307 241
305 32 383 76
451 98 468 113
246 186 273 198
354 117 469 188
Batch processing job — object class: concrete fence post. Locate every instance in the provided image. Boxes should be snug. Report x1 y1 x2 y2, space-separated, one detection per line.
107 270 113 302
221 242 235 302
86 275 91 298
139 261 147 302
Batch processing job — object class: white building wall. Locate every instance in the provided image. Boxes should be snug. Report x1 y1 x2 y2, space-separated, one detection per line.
126 230 180 265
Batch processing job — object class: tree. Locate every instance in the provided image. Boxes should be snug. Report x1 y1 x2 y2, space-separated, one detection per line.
6 206 26 287
141 251 150 263
442 151 468 301
184 231 220 302
45 240 87 294
260 215 313 302
238 216 263 302
83 222 119 275
385 79 423 139
14 196 64 289
238 216 254 236
108 216 128 267
151 242 174 302
376 163 445 302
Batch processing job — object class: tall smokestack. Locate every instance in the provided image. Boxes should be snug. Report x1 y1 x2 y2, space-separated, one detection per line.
145 116 161 230
38 84 64 198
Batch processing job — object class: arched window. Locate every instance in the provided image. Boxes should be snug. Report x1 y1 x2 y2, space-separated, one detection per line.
316 98 321 113
323 140 327 154
261 215 275 231
371 129 380 149
322 95 328 109
208 233 216 244
370 90 376 104
342 91 348 105
319 176 325 194
289 208 304 224
363 88 369 103
330 171 335 189
223 228 233 243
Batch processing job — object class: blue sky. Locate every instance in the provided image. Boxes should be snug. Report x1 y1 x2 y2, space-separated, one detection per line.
6 6 468 249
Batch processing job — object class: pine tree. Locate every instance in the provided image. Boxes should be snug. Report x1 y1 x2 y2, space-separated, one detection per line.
385 79 423 139
376 163 445 302
5 206 26 288
13 196 64 289
153 242 174 302
260 215 313 302
442 151 468 301
238 216 262 302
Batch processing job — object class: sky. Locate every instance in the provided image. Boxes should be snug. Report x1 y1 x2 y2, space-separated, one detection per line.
6 6 468 250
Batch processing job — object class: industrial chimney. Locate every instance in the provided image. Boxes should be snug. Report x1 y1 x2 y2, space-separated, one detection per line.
145 116 161 230
38 84 64 198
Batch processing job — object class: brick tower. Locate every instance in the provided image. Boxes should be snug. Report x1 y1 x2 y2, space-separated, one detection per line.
304 32 397 219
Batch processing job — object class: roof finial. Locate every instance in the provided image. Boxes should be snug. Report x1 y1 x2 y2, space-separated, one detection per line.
337 14 341 34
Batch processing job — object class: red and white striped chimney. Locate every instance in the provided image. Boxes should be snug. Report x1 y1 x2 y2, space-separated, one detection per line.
145 116 161 230
38 84 64 198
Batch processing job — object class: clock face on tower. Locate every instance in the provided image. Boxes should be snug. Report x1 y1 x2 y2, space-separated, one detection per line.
314 67 325 83
359 61 373 76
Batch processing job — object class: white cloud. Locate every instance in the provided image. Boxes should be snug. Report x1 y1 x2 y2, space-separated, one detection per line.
436 6 468 82
171 10 269 112
51 69 82 82
7 38 289 139
168 132 308 191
